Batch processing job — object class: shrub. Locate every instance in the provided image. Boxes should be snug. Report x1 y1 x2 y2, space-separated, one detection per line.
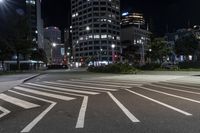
87 63 137 74
178 61 200 69
139 63 161 70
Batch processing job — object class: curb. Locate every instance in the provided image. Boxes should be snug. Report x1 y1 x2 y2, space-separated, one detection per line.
22 73 43 83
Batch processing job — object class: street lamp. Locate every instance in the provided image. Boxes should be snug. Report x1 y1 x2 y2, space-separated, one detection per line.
0 0 4 4
111 44 116 63
51 42 57 64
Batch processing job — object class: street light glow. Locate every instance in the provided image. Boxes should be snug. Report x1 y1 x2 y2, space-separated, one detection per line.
0 0 4 3
86 26 90 31
111 44 116 49
52 43 57 47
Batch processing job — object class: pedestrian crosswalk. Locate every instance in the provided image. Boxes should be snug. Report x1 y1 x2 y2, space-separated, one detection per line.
1 79 200 132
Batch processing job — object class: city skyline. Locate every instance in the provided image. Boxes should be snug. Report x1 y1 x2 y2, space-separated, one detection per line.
42 0 200 36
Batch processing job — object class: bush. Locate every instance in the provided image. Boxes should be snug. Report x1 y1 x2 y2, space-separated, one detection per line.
139 63 161 70
87 63 137 74
178 61 200 69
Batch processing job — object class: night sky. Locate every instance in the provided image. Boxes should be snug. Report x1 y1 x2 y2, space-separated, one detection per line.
42 0 200 36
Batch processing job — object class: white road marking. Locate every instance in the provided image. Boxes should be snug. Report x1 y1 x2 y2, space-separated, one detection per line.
126 89 192 116
58 80 132 88
0 106 11 119
76 96 88 128
0 94 40 109
140 86 200 104
20 84 89 129
107 92 140 123
25 83 99 95
44 81 118 91
149 84 200 95
14 86 75 101
158 82 200 91
72 79 141 86
8 90 56 133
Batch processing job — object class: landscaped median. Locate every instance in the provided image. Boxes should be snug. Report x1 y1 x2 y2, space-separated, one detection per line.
87 63 138 74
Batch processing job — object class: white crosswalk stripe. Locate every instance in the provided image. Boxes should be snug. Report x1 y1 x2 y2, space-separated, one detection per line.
13 86 76 101
58 80 133 88
126 89 192 116
44 81 118 91
0 106 11 119
25 83 100 95
8 90 57 133
2 78 200 132
71 79 142 86
0 93 40 109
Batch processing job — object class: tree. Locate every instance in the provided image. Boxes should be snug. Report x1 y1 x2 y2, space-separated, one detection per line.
6 14 33 70
150 38 171 63
31 48 47 63
0 36 14 71
175 34 199 61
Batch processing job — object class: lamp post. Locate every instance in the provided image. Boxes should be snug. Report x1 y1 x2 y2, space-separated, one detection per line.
111 44 116 63
51 42 57 64
67 52 70 67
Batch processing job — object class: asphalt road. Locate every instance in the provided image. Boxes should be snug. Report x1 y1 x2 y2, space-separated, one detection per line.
1 70 200 133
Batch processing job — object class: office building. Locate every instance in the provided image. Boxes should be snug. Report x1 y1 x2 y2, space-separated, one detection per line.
121 12 145 28
71 0 121 66
26 0 44 48
121 12 151 65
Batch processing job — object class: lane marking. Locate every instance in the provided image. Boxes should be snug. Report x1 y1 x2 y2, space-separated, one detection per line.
20 84 89 129
80 79 144 84
140 86 200 104
126 89 192 116
25 83 99 95
149 84 200 95
107 92 140 123
71 79 141 86
0 94 40 109
0 106 11 119
157 82 200 91
8 90 56 133
14 86 75 101
58 80 132 88
76 96 88 128
44 81 118 91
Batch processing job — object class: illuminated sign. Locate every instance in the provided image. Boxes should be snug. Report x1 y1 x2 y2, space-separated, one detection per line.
122 12 129 16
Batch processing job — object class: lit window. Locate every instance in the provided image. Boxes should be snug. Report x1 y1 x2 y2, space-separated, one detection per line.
101 35 107 39
94 35 100 39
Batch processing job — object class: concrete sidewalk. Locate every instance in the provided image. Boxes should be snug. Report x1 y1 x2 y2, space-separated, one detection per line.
0 73 41 93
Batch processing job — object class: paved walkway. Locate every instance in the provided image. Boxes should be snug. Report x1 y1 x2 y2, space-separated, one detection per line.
0 74 40 93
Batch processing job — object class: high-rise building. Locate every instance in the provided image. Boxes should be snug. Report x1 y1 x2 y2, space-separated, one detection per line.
26 0 44 49
121 12 151 65
71 0 121 65
121 12 145 28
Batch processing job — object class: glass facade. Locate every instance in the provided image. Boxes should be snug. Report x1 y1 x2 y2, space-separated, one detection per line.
71 0 121 63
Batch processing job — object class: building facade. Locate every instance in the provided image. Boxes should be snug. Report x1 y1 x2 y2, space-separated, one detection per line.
121 26 151 65
121 12 150 65
26 0 44 49
71 0 121 66
121 12 145 28
44 27 63 64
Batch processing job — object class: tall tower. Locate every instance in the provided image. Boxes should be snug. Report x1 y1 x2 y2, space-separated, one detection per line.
26 0 44 49
71 0 121 65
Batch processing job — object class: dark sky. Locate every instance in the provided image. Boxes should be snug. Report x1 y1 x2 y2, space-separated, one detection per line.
42 0 200 36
